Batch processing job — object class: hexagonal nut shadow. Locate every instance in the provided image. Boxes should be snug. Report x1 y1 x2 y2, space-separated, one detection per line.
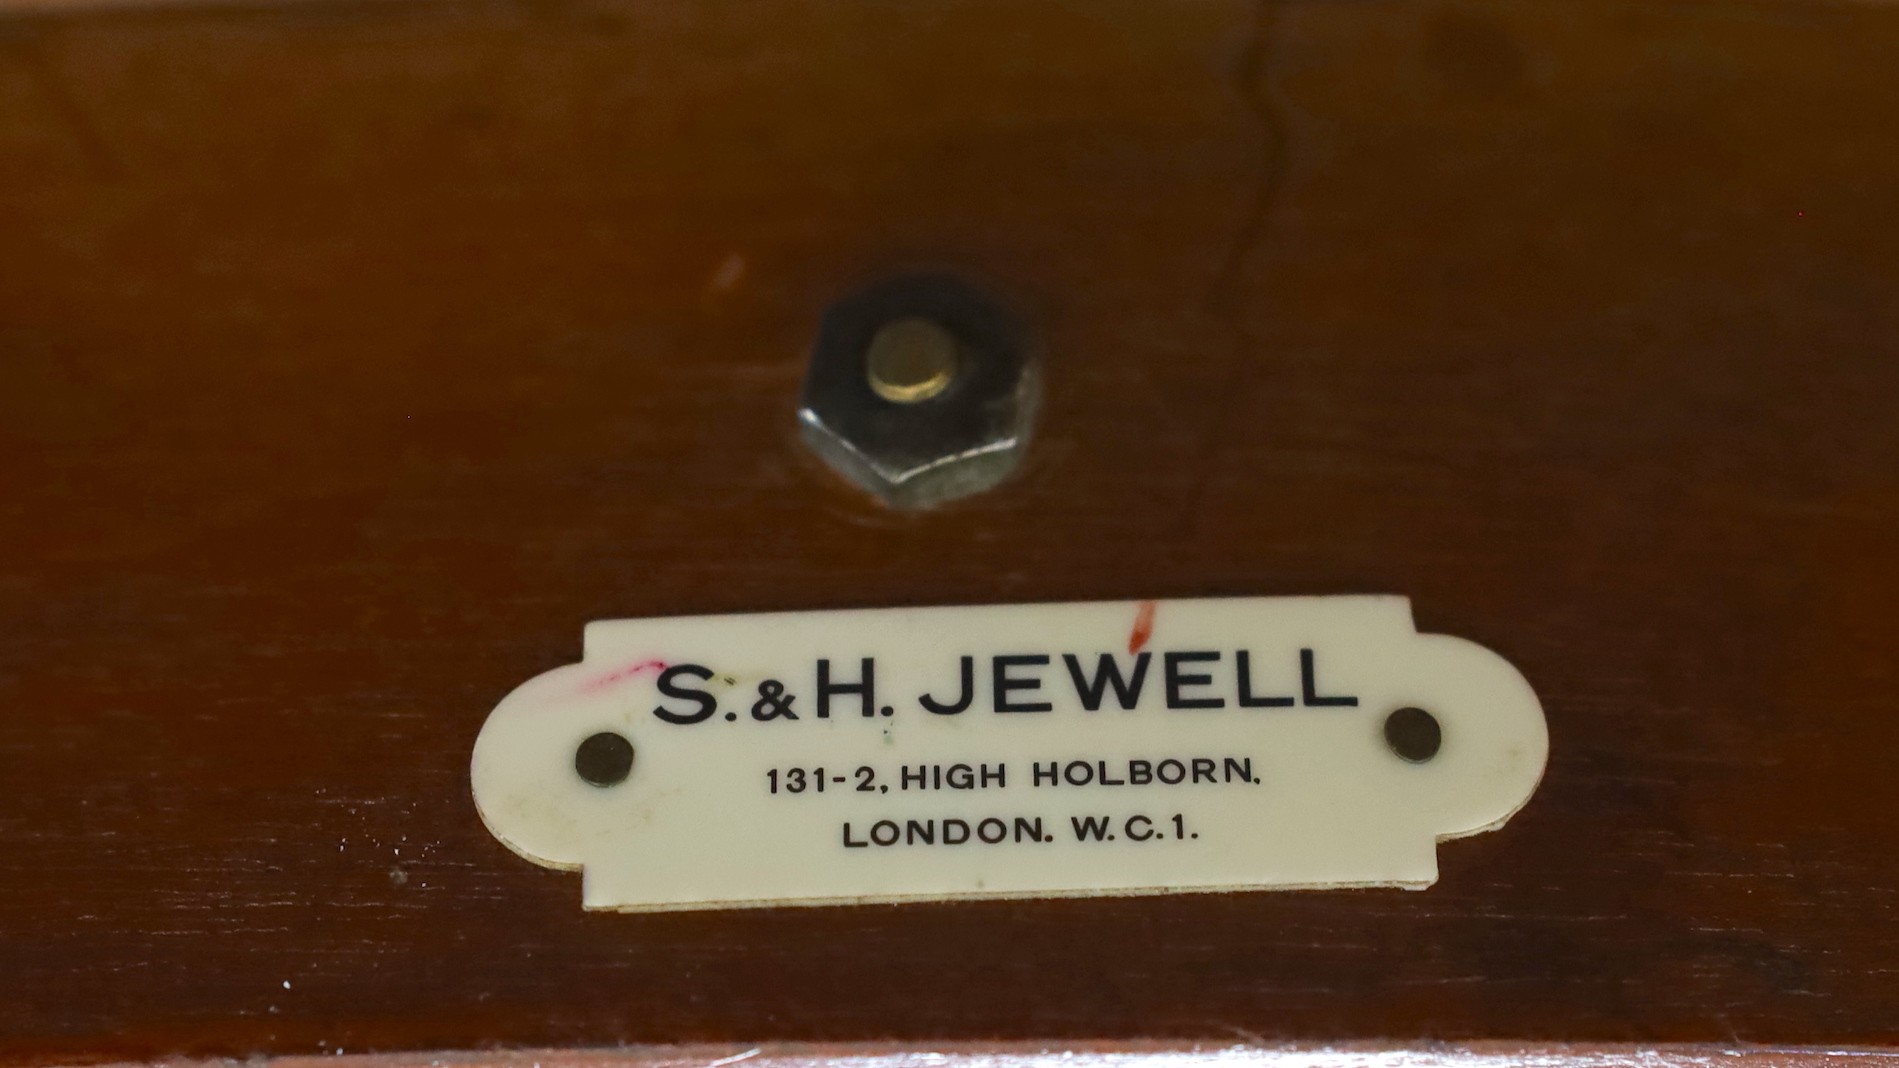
798 274 1040 510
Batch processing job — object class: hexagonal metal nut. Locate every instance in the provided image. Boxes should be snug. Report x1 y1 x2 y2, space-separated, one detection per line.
798 274 1040 510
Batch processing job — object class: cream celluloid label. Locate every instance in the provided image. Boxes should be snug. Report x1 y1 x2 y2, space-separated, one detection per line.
471 596 1547 911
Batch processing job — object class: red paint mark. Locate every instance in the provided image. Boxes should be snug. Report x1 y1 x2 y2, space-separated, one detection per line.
577 658 668 695
1128 600 1157 654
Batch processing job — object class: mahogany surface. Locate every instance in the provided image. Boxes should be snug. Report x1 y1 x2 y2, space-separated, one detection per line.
2 0 1897 1060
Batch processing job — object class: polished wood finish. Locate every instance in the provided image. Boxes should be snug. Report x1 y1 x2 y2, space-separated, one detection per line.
96 1045 1899 1068
3 0 1898 1061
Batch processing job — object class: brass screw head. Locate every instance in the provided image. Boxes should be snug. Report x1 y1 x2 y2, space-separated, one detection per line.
865 317 961 404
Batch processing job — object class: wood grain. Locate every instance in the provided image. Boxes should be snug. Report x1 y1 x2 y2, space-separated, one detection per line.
2 0 1897 1061
92 1045 1899 1068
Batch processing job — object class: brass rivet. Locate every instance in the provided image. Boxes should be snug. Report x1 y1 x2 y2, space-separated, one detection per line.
865 317 960 404
1384 707 1442 763
575 731 635 787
